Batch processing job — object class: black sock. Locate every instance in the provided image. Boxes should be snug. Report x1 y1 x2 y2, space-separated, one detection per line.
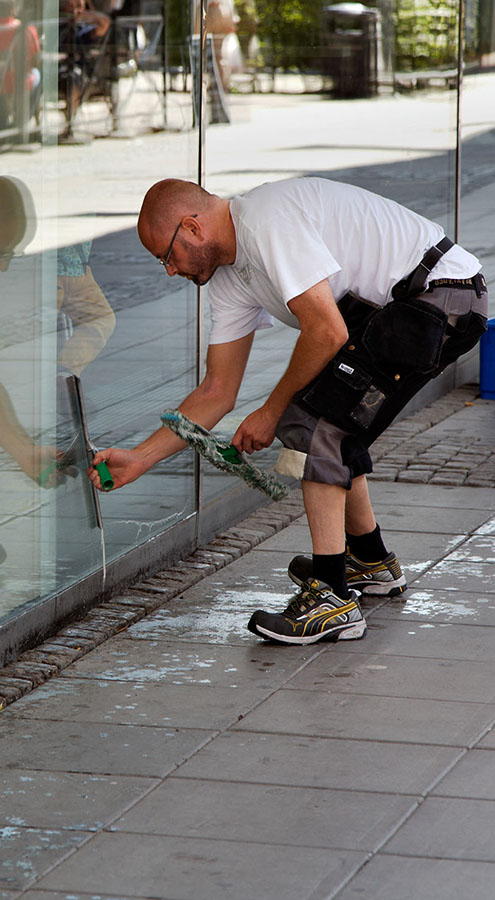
346 524 388 563
312 552 349 599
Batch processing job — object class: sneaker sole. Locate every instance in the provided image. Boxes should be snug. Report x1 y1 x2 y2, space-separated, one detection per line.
249 619 367 645
350 579 407 597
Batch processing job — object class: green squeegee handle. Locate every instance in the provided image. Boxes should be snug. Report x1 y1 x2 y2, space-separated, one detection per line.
94 460 114 491
218 445 243 465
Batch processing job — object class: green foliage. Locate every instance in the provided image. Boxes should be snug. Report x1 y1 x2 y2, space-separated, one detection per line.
253 0 322 70
395 0 459 71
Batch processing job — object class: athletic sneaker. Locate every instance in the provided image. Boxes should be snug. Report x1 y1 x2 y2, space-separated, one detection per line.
288 551 407 598
247 578 367 645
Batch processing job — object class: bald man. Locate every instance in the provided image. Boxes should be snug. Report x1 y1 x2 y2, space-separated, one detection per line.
90 176 487 646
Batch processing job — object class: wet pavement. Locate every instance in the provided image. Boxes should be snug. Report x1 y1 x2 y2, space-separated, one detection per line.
1 386 495 899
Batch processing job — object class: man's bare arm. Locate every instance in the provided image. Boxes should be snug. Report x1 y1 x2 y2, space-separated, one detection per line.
232 279 347 453
90 331 254 489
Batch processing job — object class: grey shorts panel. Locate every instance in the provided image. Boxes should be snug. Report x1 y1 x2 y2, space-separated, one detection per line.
275 402 371 488
423 283 488 319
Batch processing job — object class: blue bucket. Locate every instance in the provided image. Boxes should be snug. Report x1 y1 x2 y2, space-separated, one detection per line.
480 317 495 399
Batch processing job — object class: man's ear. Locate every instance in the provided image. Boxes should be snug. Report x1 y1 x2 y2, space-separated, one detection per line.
182 214 201 239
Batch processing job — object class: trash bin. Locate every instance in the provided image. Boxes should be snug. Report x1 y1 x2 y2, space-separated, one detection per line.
321 2 381 98
480 318 495 399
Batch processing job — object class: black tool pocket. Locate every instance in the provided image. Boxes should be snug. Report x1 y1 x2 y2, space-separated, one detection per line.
362 296 448 375
300 354 379 433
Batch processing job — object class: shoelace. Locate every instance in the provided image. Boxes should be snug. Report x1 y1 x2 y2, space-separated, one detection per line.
285 580 329 617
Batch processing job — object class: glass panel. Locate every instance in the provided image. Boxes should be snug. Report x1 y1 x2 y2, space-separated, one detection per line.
202 0 460 501
460 0 494 317
0 0 200 626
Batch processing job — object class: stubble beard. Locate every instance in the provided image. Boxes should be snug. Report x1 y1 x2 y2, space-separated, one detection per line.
182 239 223 286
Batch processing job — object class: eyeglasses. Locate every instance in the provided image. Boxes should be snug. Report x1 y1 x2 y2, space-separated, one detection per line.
159 214 198 269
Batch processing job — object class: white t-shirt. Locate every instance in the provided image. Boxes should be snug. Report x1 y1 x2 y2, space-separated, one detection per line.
207 177 480 345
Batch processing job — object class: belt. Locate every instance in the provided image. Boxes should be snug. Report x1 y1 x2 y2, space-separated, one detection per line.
428 273 487 297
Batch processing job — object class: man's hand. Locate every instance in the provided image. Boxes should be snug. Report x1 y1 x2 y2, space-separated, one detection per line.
88 447 150 491
232 404 279 454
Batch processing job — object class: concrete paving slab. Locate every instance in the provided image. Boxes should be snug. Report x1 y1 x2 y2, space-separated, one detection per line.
21 894 143 900
450 533 495 562
110 777 417 852
173 731 462 795
21 893 141 900
296 501 492 534
362 504 493 535
232 688 495 746
60 636 320 688
122 550 298 646
0 769 157 830
377 588 495 626
0 718 213 777
334 618 495 662
432 748 495 799
476 729 495 750
0 827 90 894
383 796 495 861
409 559 495 593
256 521 311 552
260 526 466 561
399 560 436 585
336 855 495 900
4 676 270 730
284 651 495 703
34 832 367 900
478 516 495 535
369 482 495 512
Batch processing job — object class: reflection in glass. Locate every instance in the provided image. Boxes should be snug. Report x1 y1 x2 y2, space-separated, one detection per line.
0 0 41 141
0 178 107 621
460 0 495 318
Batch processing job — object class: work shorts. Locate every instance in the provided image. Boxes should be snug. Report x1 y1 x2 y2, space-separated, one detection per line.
275 280 488 488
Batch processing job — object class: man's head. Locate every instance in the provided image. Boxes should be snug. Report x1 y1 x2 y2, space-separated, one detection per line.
0 177 36 272
137 178 235 286
60 0 85 16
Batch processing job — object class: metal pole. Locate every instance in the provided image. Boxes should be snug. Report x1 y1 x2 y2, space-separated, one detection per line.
195 0 206 524
455 0 465 243
161 0 167 125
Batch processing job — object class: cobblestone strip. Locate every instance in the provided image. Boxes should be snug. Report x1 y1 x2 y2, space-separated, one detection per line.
0 492 305 711
369 385 495 486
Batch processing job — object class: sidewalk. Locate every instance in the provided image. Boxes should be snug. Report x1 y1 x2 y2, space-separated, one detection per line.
1 386 495 900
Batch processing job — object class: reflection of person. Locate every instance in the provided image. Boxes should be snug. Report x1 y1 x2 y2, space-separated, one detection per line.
195 0 242 90
58 0 110 120
0 0 41 124
0 179 59 491
0 174 36 270
0 383 59 484
90 177 488 646
0 177 114 487
57 241 116 376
